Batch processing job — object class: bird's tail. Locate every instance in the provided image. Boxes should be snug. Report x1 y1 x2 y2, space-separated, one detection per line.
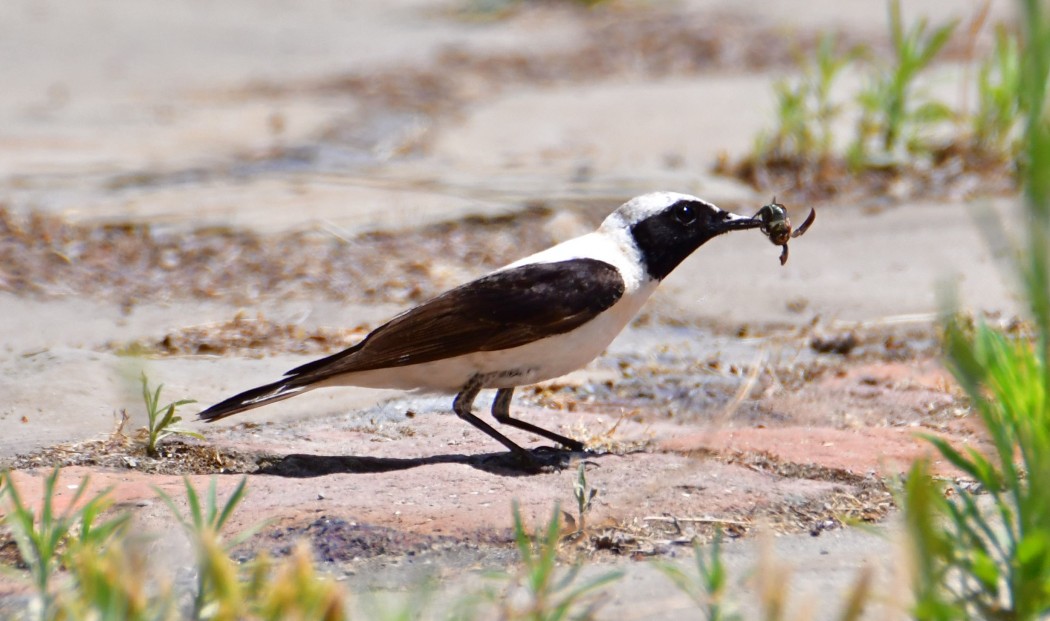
197 379 309 422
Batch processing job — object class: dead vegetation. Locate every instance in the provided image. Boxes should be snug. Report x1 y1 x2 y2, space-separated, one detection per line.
6 435 259 477
717 146 1016 207
117 311 369 357
0 204 558 309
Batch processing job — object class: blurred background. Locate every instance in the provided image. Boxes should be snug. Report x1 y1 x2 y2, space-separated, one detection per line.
0 0 1020 321
0 2 1010 214
2 4 1044 617
0 0 1024 450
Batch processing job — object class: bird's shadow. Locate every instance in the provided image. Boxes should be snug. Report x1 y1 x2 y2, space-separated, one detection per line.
254 447 605 478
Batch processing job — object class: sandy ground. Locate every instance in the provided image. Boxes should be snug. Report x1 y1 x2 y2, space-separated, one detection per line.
0 0 1023 618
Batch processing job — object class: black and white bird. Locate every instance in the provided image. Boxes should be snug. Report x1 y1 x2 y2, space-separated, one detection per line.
198 192 764 458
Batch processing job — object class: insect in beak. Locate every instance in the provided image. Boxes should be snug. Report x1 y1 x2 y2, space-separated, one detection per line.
752 197 815 265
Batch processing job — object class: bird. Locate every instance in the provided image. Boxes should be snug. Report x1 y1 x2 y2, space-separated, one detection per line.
198 192 765 460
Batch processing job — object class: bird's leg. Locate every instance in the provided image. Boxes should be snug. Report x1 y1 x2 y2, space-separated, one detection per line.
491 387 585 452
452 376 530 456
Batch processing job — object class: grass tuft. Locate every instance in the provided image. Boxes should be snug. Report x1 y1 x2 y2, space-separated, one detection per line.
153 476 257 618
656 531 739 621
849 0 958 167
485 503 623 621
139 372 200 457
0 468 130 620
903 0 1050 618
731 0 1024 202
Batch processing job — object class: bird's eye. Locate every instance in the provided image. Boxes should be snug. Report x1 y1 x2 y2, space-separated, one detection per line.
674 204 697 225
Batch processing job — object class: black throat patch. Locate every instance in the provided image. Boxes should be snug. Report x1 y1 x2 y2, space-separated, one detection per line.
629 199 725 281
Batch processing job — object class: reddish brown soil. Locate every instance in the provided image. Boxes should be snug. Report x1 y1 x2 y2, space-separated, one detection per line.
2 350 977 571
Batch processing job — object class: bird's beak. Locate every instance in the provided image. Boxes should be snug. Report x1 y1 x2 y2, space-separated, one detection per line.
717 211 764 233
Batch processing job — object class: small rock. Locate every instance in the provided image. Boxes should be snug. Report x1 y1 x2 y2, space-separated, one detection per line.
811 332 858 355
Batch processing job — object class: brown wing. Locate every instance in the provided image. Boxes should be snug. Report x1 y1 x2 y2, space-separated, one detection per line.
283 258 625 384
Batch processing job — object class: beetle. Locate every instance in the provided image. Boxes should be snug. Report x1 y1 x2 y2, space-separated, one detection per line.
753 197 816 265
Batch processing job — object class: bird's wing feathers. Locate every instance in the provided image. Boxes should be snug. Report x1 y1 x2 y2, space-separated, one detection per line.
285 258 625 383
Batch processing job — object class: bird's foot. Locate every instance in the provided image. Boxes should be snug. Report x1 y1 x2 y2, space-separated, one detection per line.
517 445 584 472
474 445 581 473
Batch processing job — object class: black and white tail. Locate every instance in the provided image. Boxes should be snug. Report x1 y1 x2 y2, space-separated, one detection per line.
197 380 310 422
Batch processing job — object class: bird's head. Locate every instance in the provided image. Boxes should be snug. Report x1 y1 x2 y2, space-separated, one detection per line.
602 192 762 281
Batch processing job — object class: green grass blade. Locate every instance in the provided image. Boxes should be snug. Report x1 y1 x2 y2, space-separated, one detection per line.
184 476 204 530
215 477 249 533
512 503 534 568
153 484 193 533
206 477 219 527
